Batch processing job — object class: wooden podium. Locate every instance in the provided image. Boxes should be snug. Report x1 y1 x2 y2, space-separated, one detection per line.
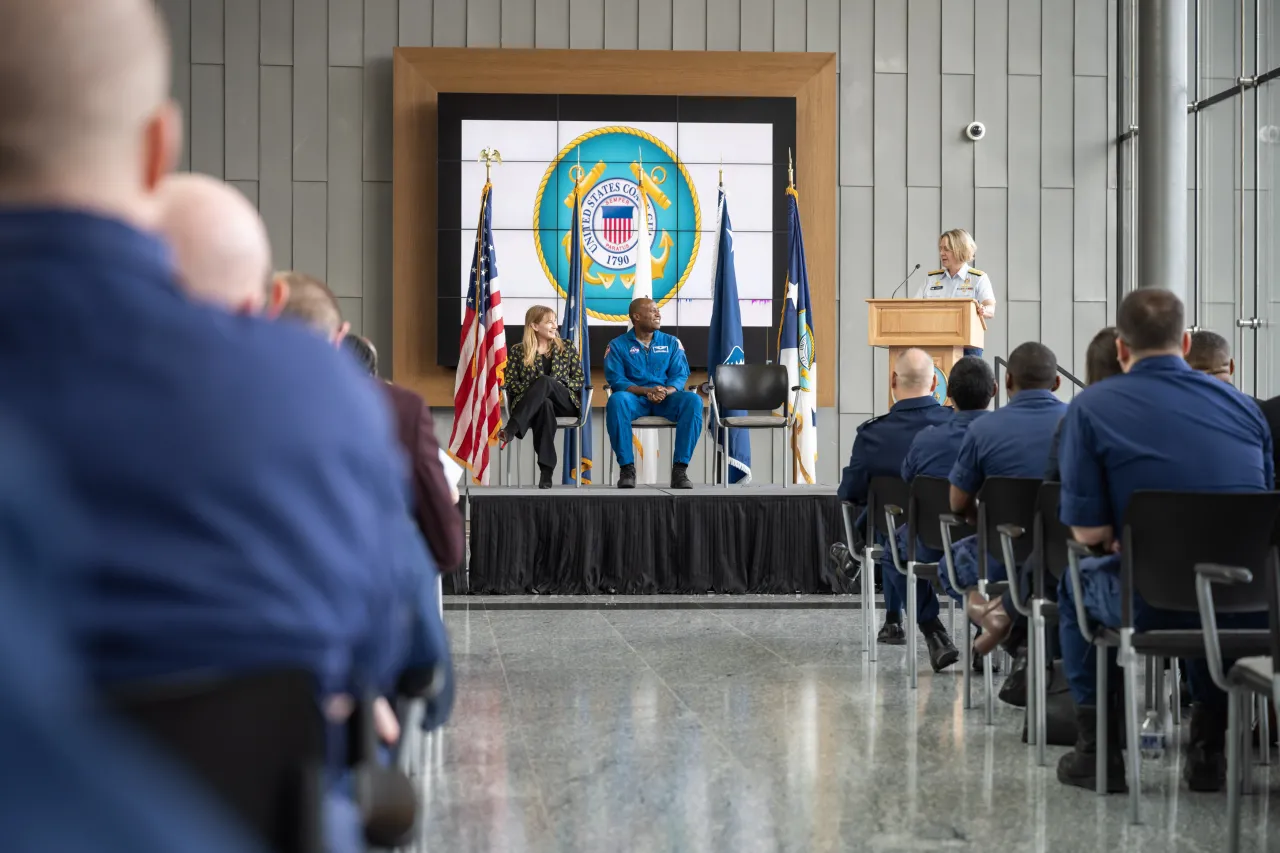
866 298 986 407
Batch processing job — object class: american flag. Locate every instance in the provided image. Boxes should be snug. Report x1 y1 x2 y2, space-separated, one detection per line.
601 205 633 245
447 182 506 485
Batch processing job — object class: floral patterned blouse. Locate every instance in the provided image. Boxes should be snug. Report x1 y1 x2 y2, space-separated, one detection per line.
505 341 585 408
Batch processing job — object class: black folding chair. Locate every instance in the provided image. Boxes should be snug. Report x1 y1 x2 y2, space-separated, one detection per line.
1024 481 1071 766
709 364 800 487
851 476 911 662
1064 490 1280 824
499 385 593 487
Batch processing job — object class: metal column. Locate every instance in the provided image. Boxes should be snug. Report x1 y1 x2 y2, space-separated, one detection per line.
1137 0 1189 299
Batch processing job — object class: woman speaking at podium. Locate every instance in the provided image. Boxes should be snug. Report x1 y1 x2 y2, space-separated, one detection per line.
915 228 997 358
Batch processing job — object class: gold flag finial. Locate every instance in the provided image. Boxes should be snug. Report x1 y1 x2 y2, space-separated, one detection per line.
787 147 794 190
479 147 502 182
718 155 723 188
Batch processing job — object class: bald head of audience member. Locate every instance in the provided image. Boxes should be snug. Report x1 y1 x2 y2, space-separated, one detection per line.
0 0 179 221
892 348 937 400
1007 341 1061 395
1187 329 1234 383
155 174 278 315
277 271 350 347
1116 288 1190 370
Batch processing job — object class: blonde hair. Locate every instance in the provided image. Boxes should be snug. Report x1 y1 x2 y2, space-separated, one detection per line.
940 228 977 265
521 304 565 366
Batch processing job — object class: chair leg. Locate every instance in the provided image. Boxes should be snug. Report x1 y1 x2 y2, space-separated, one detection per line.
907 563 918 689
1243 699 1255 795
1033 599 1048 766
949 598 957 639
1259 697 1271 766
1227 689 1242 853
1121 632 1141 824
863 547 877 662
962 622 973 710
1027 614 1039 748
1171 658 1182 728
1097 648 1109 796
983 645 995 726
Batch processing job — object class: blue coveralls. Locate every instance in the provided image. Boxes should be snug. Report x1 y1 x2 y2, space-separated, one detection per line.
942 389 1066 601
838 396 953 620
604 328 703 467
1056 356 1273 709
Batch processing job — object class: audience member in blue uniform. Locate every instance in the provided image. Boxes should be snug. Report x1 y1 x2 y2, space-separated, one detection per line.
604 297 703 489
838 348 958 669
945 342 1067 656
1043 328 1121 482
1055 289 1273 794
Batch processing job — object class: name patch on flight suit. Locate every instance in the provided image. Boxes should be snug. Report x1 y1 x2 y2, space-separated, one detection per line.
929 284 944 292
653 345 670 353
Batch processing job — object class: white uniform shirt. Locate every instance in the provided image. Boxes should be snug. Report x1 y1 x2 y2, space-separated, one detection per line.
914 262 995 304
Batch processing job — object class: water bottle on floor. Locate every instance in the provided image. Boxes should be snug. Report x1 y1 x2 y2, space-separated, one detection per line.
1140 709 1165 759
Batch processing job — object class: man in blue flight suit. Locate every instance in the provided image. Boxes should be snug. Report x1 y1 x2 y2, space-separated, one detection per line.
1055 290 1272 793
945 342 1066 657
838 348 958 669
604 297 703 489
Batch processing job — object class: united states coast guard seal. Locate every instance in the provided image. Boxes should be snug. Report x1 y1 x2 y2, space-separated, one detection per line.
534 126 700 321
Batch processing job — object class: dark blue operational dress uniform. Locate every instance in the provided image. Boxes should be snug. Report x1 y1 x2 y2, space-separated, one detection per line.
1056 356 1273 713
838 396 954 621
941 389 1066 600
604 328 703 467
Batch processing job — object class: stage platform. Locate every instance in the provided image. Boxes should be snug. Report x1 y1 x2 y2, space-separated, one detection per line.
463 485 856 595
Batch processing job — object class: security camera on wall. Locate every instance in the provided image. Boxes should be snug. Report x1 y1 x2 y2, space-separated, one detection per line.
965 121 986 142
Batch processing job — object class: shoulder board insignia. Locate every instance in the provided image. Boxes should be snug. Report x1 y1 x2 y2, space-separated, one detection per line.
967 268 984 277
856 414 884 432
926 269 945 276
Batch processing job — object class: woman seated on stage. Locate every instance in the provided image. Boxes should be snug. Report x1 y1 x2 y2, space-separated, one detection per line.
501 305 585 489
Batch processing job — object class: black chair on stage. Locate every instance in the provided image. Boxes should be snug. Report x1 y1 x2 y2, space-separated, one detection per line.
1197 545 1280 853
1064 490 1280 824
939 476 1041 724
498 384 593 487
708 364 800 487
883 475 969 688
602 384 676 486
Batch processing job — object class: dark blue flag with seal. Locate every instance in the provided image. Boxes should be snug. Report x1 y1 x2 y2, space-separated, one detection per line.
559 185 592 484
707 186 751 484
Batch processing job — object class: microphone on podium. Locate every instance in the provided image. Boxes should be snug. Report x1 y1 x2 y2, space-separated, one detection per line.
890 264 922 299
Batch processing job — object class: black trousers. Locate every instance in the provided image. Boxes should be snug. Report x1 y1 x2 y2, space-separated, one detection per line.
508 376 578 469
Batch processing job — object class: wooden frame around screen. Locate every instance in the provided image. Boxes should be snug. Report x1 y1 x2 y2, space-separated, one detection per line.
392 47 837 407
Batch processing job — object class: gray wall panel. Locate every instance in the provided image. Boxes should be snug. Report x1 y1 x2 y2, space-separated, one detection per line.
1005 300 1040 360
260 66 294 269
1072 301 1107 389
434 0 468 45
159 0 193 171
1007 0 1040 75
839 0 873 187
571 0 607 48
328 67 364 296
399 0 434 45
774 0 806 51
974 0 1007 187
468 0 502 45
1201 101 1236 304
191 64 225 177
874 0 907 73
906 0 941 188
672 0 707 49
1041 0 1074 189
261 0 294 63
839 187 874 414
606 0 640 48
873 73 907 188
638 0 674 48
293 181 328 281
806 0 837 55
941 74 975 233
941 0 975 74
741 0 773 51
293 0 327 179
1074 0 1107 76
230 181 259 205
363 0 397 182
873 187 907 300
873 347 889 414
815 407 839 485
1007 73 1041 300
536 0 571 47
192 0 226 64
1073 75 1108 302
1040 188 1074 394
224 0 260 180
707 0 740 50
338 297 364 336
907 188 941 284
363 182 395 361
975 187 1009 361
329 0 364 63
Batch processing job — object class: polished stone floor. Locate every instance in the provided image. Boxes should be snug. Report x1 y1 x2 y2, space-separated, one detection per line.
400 599 1276 852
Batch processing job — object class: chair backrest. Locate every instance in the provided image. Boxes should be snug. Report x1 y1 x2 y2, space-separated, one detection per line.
909 475 974 555
1123 490 1280 618
108 669 324 853
713 364 789 411
977 477 1042 567
867 475 911 541
1269 549 1280 676
1036 481 1071 582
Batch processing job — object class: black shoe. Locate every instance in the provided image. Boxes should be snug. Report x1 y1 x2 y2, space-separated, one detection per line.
1184 702 1228 792
670 464 693 489
877 620 906 645
1056 705 1128 793
998 649 1029 707
924 629 960 672
618 464 636 489
538 464 554 490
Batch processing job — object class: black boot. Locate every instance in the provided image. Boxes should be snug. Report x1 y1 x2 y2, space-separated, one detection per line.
617 464 637 489
1184 701 1228 792
998 647 1029 707
1057 704 1128 793
877 614 906 645
538 464 554 490
921 619 960 672
670 463 693 489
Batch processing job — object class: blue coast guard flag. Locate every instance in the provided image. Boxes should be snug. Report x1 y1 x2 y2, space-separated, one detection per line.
560 186 592 484
778 187 818 483
707 186 751 484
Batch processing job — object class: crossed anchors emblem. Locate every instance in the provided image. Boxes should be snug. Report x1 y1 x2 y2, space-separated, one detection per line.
563 160 674 289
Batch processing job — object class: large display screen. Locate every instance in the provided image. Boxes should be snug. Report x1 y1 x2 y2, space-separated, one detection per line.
436 95 795 370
